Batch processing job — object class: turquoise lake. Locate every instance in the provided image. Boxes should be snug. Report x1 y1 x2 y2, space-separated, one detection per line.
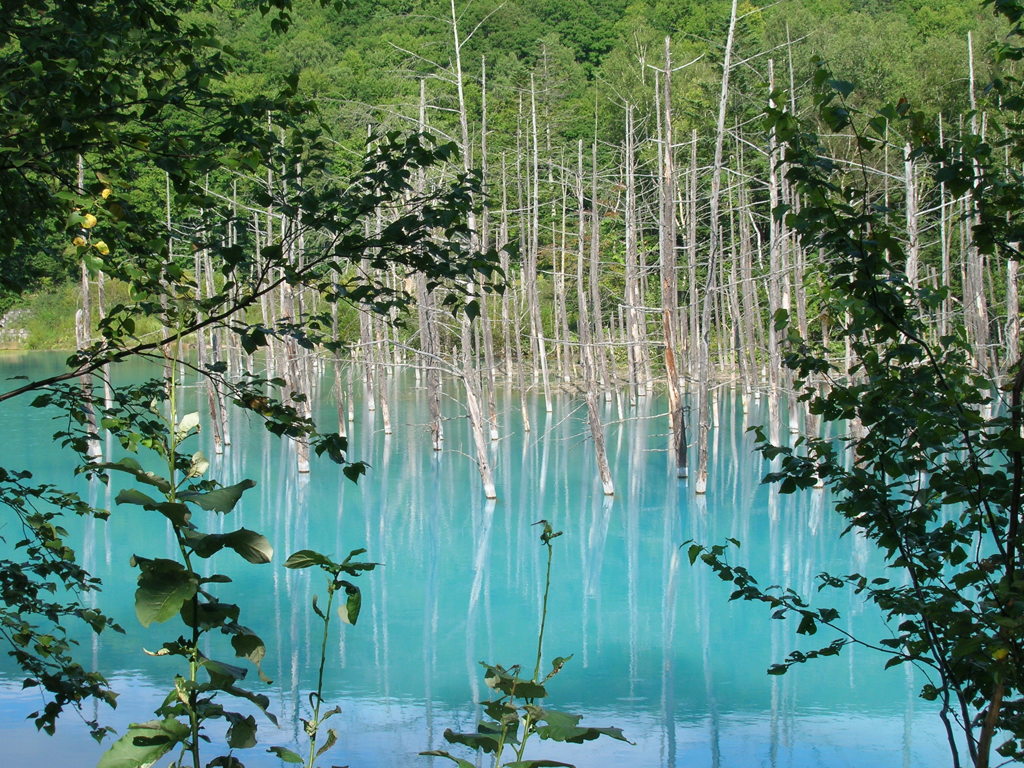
0 353 954 767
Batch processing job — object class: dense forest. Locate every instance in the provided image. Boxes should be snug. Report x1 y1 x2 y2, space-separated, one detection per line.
3 0 1005 299
7 0 1017 491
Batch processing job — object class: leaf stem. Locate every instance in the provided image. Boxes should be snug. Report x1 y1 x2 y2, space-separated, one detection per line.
533 536 553 682
307 580 336 768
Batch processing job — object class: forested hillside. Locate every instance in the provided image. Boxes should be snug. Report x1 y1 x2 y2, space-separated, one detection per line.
5 0 1018 494
0 0 999 306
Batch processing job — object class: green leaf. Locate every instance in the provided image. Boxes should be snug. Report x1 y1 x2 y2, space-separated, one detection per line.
227 626 271 683
115 489 160 508
504 762 576 768
97 718 189 768
94 458 171 493
442 725 506 753
187 528 273 564
482 665 547 699
153 502 191 526
179 599 239 629
316 727 338 757
284 549 334 569
187 451 210 478
133 559 198 627
175 412 200 439
222 529 273 564
530 708 632 745
178 479 256 512
419 751 478 768
827 79 855 97
342 462 366 483
115 489 191 526
266 746 303 764
340 583 361 625
796 614 817 636
201 656 248 687
226 713 258 749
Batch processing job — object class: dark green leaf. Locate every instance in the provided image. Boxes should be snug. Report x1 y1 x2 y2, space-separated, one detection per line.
178 479 256 513
97 719 189 768
266 746 303 764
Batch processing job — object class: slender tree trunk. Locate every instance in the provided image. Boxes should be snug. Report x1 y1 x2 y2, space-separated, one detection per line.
657 37 685 477
624 103 644 406
528 75 553 412
695 0 739 495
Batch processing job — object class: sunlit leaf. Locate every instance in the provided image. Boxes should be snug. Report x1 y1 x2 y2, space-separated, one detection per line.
178 479 256 513
175 412 200 439
187 451 210 478
96 718 189 768
266 746 303 763
284 549 333 569
133 559 197 627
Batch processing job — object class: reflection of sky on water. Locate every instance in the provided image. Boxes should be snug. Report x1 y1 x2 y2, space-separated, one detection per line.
0 354 956 767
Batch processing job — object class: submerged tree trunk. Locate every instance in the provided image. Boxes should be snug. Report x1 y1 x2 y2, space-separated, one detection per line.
657 37 685 478
695 0 739 495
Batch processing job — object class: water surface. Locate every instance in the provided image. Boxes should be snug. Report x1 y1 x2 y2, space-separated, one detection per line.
0 353 951 767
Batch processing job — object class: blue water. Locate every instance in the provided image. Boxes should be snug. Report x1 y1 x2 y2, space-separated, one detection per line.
0 352 952 767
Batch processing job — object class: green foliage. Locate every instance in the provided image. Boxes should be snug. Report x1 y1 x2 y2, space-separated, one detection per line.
423 521 631 768
689 3 1024 762
0 465 122 740
81 370 275 768
276 547 377 767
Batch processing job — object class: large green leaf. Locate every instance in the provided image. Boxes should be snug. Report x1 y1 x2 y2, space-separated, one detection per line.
503 761 576 768
283 549 334 569
266 746 303 763
533 722 631 745
133 558 197 627
96 718 189 768
225 624 270 681
526 706 632 744
225 713 257 749
419 750 477 768
442 722 509 754
187 528 273 563
94 458 171 493
115 488 160 508
178 479 256 513
482 665 547 699
115 488 191 526
179 599 239 629
174 412 200 440
339 582 361 625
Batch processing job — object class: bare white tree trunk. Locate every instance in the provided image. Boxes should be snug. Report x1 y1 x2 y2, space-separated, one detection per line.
657 37 686 478
695 0 739 495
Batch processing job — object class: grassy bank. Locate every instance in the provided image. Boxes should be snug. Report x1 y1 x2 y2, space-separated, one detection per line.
1 280 164 351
